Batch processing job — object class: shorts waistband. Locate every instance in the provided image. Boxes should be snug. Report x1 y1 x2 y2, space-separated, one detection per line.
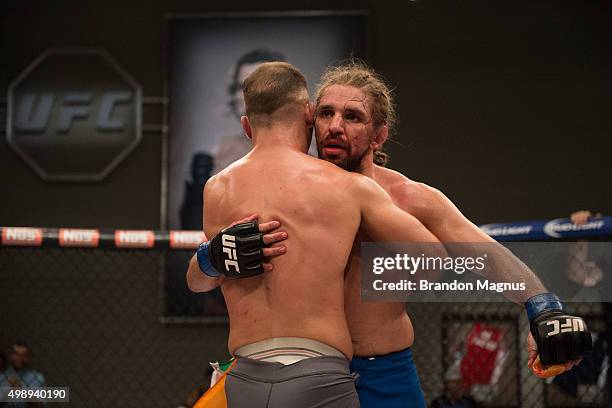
231 355 351 383
352 347 413 361
234 337 345 365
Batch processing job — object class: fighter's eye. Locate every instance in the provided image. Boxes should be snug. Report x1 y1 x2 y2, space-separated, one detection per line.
318 109 333 118
345 112 361 122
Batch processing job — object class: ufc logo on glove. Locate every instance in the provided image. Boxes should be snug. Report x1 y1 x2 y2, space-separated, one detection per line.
222 234 240 273
197 222 266 279
546 318 585 337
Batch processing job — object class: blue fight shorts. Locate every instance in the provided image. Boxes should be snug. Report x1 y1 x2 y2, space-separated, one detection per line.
350 347 426 408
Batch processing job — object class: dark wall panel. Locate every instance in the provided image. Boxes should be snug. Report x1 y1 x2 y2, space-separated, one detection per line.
1 0 610 228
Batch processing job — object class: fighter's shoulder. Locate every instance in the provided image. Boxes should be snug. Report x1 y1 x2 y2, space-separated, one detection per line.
204 172 222 188
205 157 245 187
375 166 447 214
344 170 390 201
309 156 363 183
203 171 228 197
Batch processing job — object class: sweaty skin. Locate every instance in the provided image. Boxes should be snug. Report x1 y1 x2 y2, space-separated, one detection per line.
202 100 443 359
344 166 501 356
316 84 546 357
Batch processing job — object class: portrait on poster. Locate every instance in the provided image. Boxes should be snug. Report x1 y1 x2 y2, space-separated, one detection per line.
164 12 367 320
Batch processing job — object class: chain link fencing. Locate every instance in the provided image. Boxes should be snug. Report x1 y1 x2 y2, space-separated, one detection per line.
0 239 609 407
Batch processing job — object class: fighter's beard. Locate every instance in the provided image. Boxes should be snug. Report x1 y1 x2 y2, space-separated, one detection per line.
326 148 368 173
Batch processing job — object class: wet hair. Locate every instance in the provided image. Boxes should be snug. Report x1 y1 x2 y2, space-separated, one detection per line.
243 62 309 128
316 59 396 167
373 150 388 166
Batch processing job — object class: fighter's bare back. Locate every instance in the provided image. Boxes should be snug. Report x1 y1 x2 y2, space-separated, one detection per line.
204 148 362 358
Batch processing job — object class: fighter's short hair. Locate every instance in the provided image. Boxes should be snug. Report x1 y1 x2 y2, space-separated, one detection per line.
229 49 287 95
243 62 309 128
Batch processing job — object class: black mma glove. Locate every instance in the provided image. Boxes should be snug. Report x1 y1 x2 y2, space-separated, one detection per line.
196 222 265 279
526 293 592 366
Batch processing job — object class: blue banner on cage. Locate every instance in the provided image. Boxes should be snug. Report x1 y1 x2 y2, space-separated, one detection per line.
480 216 612 241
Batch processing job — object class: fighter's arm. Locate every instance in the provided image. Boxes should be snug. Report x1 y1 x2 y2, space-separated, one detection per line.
392 181 547 302
187 177 227 293
392 182 494 242
186 236 222 293
351 174 443 246
391 180 590 375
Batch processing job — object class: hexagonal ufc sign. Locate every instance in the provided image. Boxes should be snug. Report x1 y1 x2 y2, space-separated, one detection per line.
7 48 142 181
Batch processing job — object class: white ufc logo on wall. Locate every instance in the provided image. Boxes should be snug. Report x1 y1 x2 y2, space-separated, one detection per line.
7 48 142 181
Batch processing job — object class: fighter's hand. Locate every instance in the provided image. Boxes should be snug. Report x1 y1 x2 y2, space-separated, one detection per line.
230 214 288 271
197 215 288 279
527 332 580 378
525 293 591 378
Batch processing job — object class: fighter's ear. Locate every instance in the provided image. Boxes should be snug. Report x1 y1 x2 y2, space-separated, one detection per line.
371 125 388 150
305 102 314 127
241 116 253 140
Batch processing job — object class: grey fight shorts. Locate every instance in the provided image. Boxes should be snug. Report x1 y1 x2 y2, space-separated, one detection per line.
225 355 360 408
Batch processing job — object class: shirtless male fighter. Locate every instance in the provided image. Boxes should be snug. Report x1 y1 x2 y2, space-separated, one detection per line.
196 61 591 407
313 61 590 406
191 61 446 408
